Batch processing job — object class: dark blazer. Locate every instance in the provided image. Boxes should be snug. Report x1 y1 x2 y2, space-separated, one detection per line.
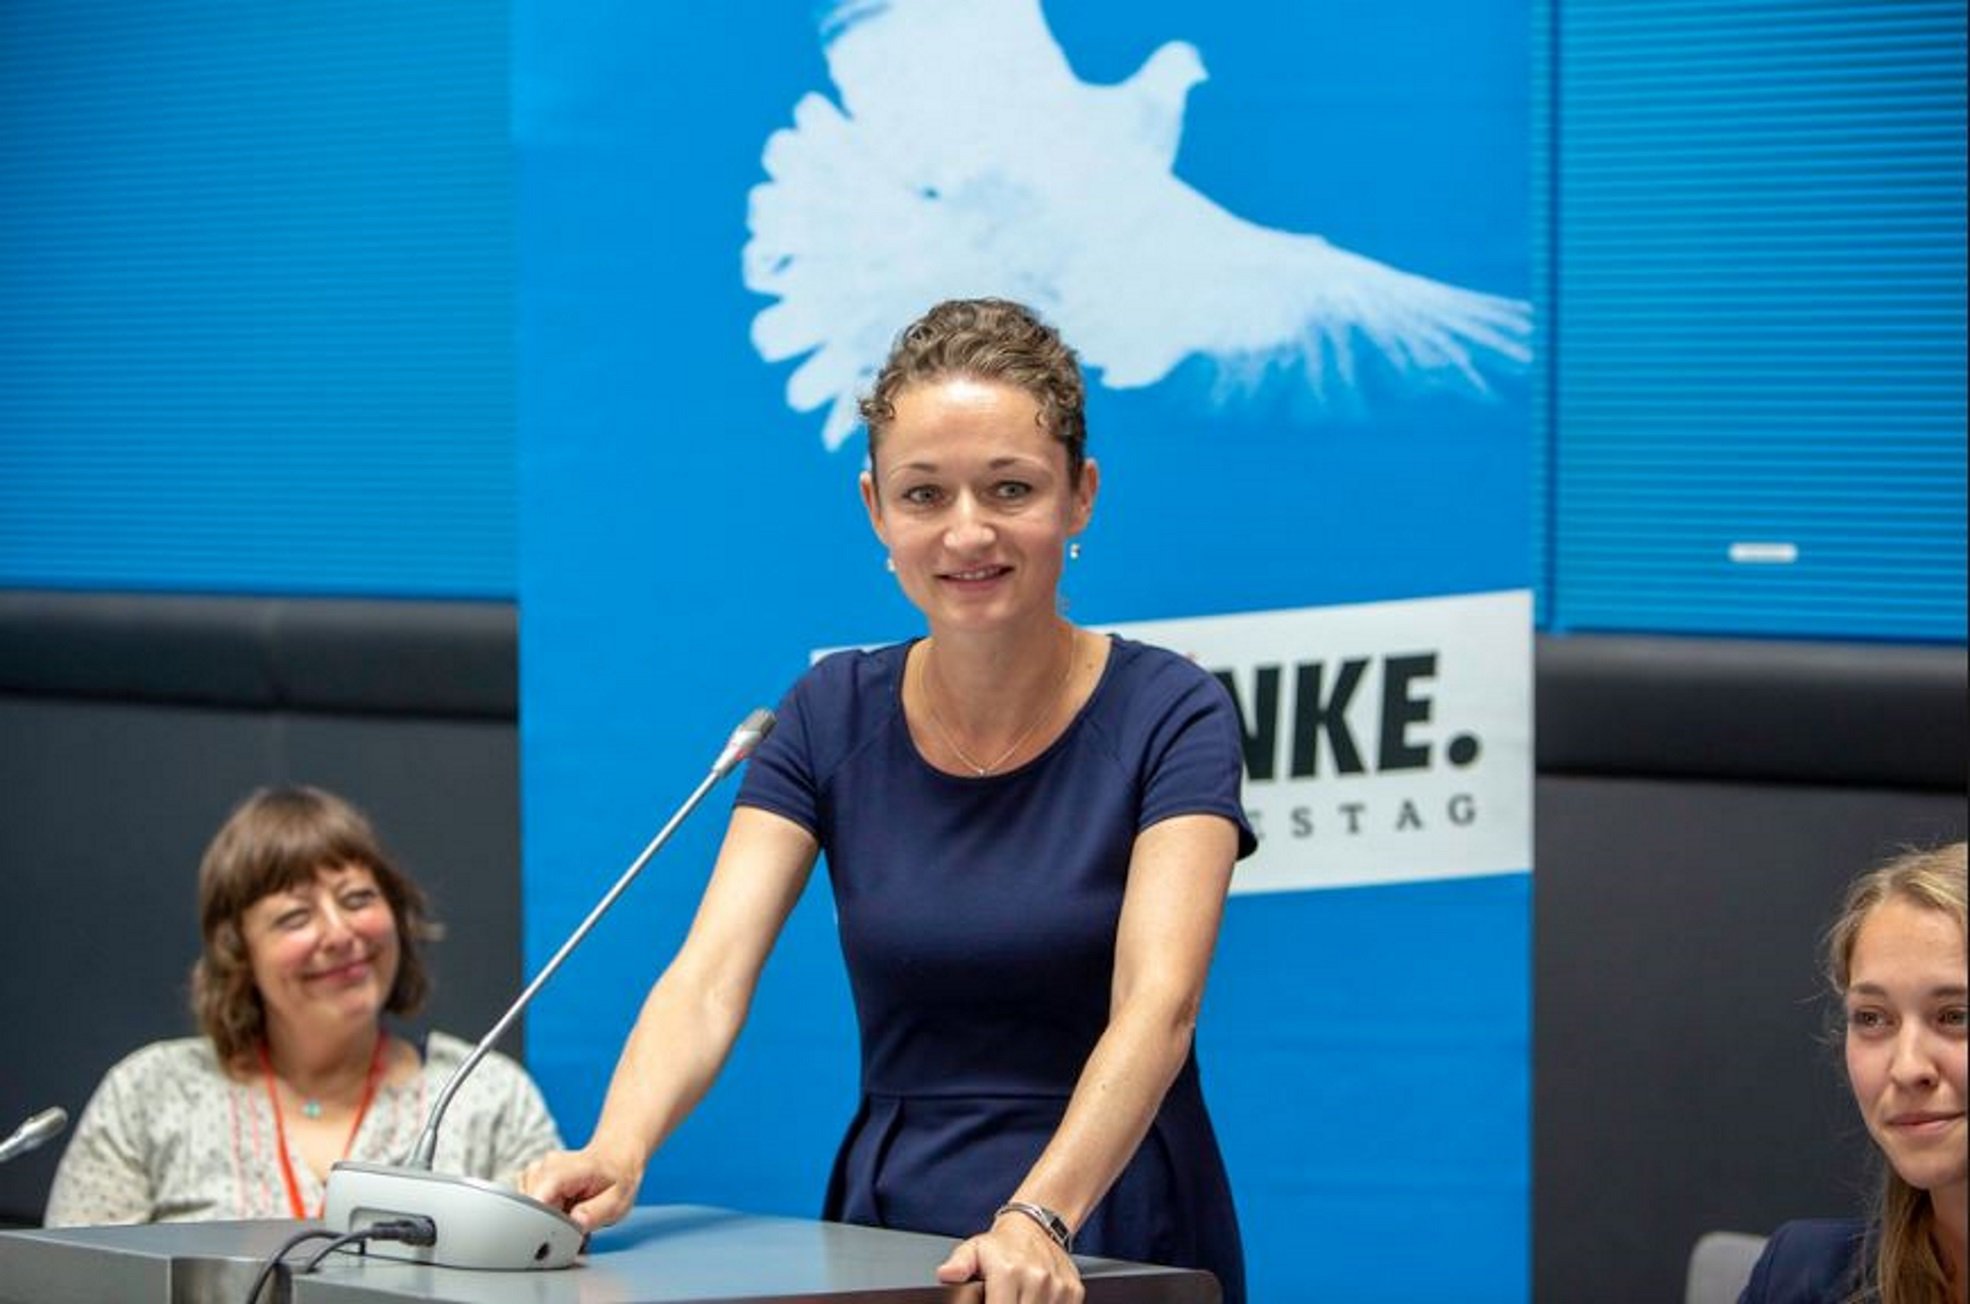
1738 1218 1868 1304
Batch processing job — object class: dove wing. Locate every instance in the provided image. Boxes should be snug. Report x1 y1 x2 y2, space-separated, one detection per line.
1059 175 1532 399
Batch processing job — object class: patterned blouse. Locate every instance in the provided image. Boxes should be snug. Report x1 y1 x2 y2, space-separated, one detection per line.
43 1031 562 1226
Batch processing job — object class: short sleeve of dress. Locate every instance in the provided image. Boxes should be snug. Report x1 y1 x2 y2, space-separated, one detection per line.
734 661 824 834
1132 650 1259 860
737 648 899 837
44 1046 163 1227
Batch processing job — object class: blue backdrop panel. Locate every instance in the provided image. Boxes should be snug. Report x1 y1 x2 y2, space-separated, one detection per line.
1206 876 1530 1300
518 3 1529 1299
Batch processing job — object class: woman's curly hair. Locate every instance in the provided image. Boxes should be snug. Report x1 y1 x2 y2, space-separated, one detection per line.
859 298 1088 486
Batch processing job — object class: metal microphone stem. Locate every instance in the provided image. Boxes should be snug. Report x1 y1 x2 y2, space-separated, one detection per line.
406 761 730 1170
324 708 772 1270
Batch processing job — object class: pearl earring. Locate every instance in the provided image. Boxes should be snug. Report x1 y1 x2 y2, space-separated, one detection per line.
885 556 896 573
1068 542 1082 562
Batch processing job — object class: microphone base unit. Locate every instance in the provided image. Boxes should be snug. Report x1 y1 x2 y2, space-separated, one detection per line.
323 1161 585 1270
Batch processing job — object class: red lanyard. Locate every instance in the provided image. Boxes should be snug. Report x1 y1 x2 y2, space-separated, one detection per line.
259 1035 387 1220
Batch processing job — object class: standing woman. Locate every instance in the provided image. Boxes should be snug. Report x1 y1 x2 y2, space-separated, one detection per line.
1740 842 1967 1303
524 298 1255 1302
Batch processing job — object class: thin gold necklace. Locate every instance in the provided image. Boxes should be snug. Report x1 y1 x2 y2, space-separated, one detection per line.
923 628 1077 777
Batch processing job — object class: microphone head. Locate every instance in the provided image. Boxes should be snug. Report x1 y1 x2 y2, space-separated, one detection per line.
712 708 777 778
736 707 776 747
1 1107 67 1161
26 1107 68 1142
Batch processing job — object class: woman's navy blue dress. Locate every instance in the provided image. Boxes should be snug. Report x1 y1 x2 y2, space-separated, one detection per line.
737 636 1255 1303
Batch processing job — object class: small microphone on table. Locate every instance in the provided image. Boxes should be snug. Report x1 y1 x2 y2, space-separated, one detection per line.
0 1107 67 1165
323 707 776 1271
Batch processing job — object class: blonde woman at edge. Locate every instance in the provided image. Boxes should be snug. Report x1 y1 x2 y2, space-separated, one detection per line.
1740 842 1967 1304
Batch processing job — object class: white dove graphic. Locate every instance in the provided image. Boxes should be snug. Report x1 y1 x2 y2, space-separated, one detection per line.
744 0 1532 449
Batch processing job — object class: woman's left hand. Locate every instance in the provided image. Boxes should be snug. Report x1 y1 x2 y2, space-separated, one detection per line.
935 1212 1084 1303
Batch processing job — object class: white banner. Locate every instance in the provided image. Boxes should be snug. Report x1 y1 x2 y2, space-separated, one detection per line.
1110 591 1533 895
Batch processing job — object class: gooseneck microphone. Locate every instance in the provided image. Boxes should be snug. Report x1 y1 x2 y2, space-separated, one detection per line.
321 707 775 1271
0 1107 67 1165
403 706 776 1172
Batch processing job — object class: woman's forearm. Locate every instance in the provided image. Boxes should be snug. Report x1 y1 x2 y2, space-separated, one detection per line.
1006 812 1237 1234
1005 992 1200 1231
584 959 754 1168
582 806 822 1171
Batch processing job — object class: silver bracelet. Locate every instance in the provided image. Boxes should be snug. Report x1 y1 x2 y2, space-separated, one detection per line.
994 1200 1073 1253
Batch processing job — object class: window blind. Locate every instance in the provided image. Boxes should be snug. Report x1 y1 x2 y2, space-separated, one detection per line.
0 1 513 598
1550 0 1966 641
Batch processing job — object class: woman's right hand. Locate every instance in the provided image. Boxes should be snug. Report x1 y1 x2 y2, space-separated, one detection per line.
518 1145 644 1231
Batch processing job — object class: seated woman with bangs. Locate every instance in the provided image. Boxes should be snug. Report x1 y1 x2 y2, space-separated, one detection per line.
45 786 561 1225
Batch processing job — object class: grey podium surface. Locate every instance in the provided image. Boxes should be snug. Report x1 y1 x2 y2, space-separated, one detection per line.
0 1205 1220 1303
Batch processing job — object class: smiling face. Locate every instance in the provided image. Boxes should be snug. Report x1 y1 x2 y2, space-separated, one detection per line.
861 376 1096 637
1844 896 1969 1199
240 863 401 1046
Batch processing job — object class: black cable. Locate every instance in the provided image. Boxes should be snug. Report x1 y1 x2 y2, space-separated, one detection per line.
240 1216 437 1302
297 1217 438 1275
241 1228 339 1304
294 1227 380 1276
